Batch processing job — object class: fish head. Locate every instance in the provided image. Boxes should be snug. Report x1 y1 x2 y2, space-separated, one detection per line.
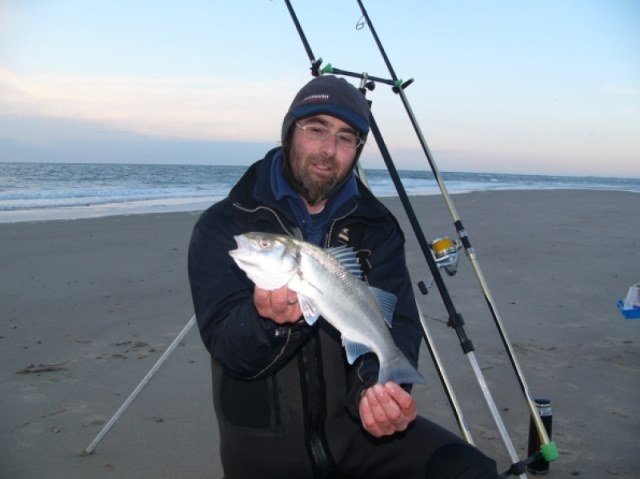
229 232 299 290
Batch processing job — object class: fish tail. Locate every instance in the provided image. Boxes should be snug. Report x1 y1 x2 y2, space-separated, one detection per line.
378 352 426 385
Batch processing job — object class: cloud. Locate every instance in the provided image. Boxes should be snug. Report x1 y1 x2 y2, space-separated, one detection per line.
0 68 301 142
0 113 275 165
603 84 638 95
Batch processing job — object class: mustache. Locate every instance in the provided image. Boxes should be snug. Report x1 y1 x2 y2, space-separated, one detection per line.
309 154 337 168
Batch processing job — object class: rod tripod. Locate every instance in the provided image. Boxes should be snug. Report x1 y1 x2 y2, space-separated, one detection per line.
284 1 558 476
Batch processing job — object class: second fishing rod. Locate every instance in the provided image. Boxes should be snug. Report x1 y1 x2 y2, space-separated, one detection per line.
354 0 558 466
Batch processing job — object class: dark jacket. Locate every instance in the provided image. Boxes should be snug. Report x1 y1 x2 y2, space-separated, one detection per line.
188 148 422 476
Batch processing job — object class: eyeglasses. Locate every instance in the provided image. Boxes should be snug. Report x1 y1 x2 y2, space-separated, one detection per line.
295 121 364 149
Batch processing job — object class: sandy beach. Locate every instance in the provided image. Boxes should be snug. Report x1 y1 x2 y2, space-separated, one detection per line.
1 189 638 478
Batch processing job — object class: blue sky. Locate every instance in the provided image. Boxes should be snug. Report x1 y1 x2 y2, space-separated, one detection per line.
1 1 638 177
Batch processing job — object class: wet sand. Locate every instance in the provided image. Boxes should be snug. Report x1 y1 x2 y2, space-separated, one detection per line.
1 190 638 478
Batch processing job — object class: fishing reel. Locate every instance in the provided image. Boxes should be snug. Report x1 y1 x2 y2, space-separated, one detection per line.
417 236 461 296
430 236 460 276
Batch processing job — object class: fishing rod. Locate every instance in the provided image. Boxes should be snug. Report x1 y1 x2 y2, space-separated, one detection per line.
368 109 525 478
357 143 474 446
283 0 474 447
354 0 558 468
283 2 532 476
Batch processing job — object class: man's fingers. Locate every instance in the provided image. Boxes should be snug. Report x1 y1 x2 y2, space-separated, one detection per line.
254 287 302 324
270 287 289 309
359 383 418 437
364 386 396 436
360 395 384 437
253 288 271 315
373 384 403 424
254 287 269 303
384 382 417 417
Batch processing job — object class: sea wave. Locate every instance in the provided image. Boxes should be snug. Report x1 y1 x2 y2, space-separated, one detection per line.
1 162 638 222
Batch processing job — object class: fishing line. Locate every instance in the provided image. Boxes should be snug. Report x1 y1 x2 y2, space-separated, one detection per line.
353 0 558 469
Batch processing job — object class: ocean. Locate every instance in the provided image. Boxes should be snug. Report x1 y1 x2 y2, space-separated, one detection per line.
1 161 638 223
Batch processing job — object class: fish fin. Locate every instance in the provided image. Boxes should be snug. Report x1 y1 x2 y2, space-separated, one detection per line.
298 294 320 325
326 246 362 278
378 351 426 385
343 339 373 365
369 286 397 328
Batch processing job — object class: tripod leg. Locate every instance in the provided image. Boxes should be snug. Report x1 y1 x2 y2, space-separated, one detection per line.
81 315 197 455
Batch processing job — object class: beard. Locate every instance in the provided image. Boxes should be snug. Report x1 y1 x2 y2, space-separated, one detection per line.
287 146 349 206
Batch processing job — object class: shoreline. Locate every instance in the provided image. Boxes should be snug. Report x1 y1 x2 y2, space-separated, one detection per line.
1 186 638 225
1 189 639 478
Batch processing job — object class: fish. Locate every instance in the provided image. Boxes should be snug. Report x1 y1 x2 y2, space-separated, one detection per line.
229 232 425 385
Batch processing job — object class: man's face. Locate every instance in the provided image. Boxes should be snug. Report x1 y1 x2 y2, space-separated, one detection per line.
287 114 359 208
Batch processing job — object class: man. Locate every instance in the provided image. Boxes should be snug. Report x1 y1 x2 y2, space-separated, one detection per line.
188 75 497 478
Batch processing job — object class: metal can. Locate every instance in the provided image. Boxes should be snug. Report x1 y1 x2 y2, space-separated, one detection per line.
527 398 553 475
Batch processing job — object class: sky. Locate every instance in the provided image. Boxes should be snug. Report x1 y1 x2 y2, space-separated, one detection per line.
0 0 638 177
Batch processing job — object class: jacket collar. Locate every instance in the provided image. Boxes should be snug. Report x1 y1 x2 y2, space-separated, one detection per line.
228 147 390 223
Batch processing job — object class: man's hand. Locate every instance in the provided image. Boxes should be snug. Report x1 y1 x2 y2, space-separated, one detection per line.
359 382 417 437
254 286 302 324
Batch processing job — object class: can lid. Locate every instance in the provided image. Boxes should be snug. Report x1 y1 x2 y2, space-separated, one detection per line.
534 398 551 406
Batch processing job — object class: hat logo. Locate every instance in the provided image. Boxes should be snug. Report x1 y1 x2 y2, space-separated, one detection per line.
300 93 329 104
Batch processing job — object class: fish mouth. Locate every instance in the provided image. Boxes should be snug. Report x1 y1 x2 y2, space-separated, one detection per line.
231 233 251 247
229 255 252 268
229 245 258 271
229 234 251 260
228 249 243 261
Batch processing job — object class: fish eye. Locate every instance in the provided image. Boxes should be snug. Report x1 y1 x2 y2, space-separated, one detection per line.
259 239 272 248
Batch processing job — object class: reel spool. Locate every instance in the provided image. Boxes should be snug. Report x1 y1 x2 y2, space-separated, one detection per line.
431 236 460 276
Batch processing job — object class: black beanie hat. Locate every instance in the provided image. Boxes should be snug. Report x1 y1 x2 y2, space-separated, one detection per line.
281 75 370 145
